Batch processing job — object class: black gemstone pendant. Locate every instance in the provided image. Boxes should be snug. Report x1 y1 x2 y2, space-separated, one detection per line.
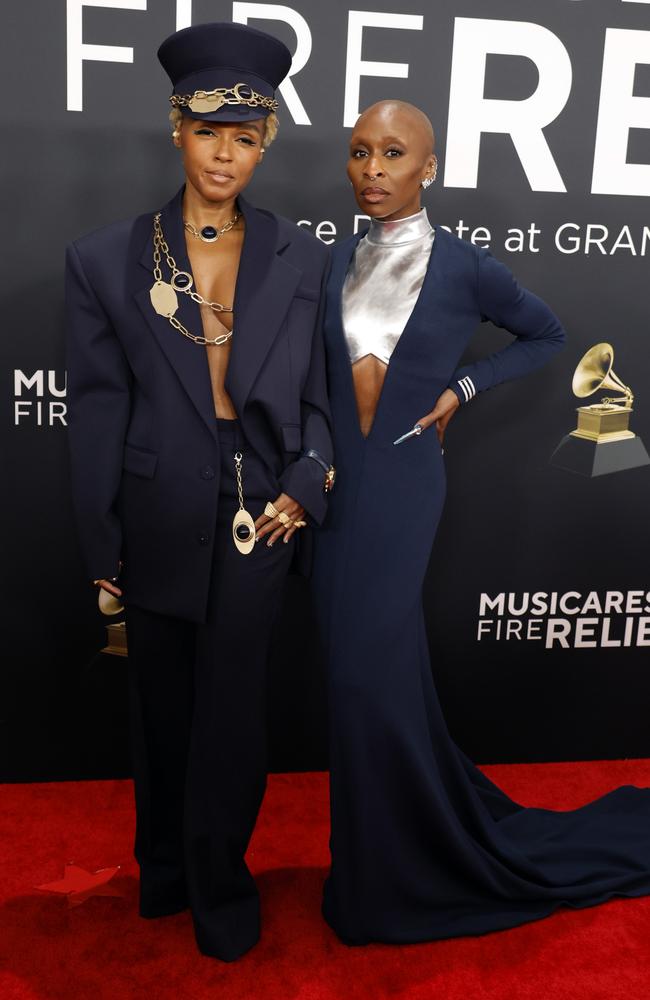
173 272 191 288
235 523 252 541
201 226 218 243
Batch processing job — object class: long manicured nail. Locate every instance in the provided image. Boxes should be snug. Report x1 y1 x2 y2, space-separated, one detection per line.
267 539 274 547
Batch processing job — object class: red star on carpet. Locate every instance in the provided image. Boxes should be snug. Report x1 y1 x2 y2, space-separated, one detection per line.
36 863 122 907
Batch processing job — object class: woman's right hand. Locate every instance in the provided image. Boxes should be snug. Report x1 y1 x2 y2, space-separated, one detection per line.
415 388 460 446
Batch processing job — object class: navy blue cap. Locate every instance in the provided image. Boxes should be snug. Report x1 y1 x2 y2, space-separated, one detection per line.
158 22 292 122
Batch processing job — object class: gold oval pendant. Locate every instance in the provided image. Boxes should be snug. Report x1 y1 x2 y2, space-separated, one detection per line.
189 93 226 113
150 280 178 318
98 588 124 615
232 508 256 555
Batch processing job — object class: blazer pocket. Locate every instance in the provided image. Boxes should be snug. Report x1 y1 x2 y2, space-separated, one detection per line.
281 423 302 453
122 442 158 479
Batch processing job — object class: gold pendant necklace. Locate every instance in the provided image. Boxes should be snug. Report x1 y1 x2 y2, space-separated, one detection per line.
149 212 234 346
232 451 255 555
183 212 239 243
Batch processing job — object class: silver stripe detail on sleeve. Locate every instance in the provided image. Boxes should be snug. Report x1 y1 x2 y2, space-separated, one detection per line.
459 376 476 402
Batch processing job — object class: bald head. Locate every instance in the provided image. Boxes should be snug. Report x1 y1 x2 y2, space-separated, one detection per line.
347 99 438 222
355 100 435 156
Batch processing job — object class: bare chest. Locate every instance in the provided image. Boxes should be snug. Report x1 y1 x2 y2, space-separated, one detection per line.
186 234 242 334
186 232 243 418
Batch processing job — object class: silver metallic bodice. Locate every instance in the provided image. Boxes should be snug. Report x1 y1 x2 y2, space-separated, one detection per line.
341 209 434 365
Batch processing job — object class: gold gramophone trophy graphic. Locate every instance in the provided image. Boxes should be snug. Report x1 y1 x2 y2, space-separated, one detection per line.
550 342 650 476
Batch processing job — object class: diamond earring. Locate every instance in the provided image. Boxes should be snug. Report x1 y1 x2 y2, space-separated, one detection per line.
421 162 438 189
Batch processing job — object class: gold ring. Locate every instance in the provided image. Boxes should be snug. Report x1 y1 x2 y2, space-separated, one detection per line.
277 511 292 526
264 501 279 518
294 520 307 528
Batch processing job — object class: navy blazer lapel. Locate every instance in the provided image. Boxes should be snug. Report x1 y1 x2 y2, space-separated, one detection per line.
134 187 218 441
224 195 301 413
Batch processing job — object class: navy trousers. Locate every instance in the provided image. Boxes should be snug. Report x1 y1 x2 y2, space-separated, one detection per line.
125 419 294 961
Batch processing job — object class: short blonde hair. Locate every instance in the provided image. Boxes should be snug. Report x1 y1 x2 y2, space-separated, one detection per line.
169 108 279 148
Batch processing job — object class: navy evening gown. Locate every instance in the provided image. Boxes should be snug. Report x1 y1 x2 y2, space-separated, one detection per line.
313 225 650 945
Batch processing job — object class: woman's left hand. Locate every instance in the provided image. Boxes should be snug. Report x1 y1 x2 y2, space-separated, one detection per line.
255 493 306 546
415 388 461 446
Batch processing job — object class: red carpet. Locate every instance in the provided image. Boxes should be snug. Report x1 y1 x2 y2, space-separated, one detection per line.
2 761 650 999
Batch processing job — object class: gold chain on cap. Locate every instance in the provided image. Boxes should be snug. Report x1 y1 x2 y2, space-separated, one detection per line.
170 82 279 115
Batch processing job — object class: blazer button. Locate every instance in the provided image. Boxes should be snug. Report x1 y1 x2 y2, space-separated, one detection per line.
201 465 215 480
197 532 210 545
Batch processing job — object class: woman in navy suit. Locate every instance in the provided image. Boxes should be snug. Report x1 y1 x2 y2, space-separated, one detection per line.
314 99 650 946
66 23 333 962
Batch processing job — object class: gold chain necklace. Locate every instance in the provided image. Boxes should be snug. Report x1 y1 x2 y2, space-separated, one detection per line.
183 212 239 243
149 212 233 346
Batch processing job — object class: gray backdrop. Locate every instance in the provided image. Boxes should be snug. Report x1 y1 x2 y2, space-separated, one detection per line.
3 0 650 780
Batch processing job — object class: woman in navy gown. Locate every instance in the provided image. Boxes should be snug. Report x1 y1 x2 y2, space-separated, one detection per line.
314 99 650 946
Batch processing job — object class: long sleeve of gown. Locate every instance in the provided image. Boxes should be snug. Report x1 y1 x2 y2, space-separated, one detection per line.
449 251 566 404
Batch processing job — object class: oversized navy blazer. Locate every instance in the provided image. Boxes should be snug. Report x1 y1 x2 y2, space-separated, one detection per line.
65 187 332 623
